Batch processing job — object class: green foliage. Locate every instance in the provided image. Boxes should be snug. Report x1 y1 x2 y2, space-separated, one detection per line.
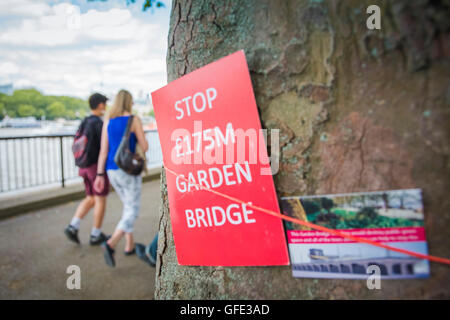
333 213 423 230
0 101 5 119
333 208 357 217
320 197 334 213
0 89 88 120
303 201 424 230
287 198 424 231
46 102 66 119
18 104 36 117
142 0 165 10
283 221 295 231
316 211 340 229
301 200 320 215
88 0 165 11
318 206 424 230
356 207 378 221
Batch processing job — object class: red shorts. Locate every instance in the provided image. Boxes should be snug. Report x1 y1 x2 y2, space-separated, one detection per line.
79 163 109 197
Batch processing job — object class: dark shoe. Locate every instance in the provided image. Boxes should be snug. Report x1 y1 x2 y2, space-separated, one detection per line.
124 248 135 256
101 242 115 267
135 243 156 267
64 225 80 244
90 232 109 246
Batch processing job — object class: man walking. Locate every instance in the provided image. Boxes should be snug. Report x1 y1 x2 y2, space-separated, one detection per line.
64 93 110 245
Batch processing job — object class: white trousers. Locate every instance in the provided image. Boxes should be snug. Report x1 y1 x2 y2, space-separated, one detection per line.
107 169 142 233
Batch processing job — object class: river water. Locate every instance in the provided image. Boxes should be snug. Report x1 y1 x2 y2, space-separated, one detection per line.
0 124 162 194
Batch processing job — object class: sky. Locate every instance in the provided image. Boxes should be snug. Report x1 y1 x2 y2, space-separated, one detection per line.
0 0 172 100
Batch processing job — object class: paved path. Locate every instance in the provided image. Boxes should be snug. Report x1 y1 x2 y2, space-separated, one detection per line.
0 180 161 299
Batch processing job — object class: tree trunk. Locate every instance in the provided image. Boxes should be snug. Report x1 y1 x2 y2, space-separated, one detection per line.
155 0 450 299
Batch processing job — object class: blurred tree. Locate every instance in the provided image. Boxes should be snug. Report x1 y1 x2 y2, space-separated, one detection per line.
0 102 5 119
17 104 37 117
46 101 66 119
301 200 320 215
0 89 88 119
36 109 46 120
356 207 378 222
88 0 165 11
320 197 334 214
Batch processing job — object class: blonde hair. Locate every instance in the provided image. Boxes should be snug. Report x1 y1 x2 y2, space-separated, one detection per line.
107 89 133 119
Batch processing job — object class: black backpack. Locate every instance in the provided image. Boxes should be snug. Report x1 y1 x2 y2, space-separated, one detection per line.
73 117 99 168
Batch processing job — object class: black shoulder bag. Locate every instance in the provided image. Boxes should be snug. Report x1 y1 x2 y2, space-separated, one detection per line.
114 115 145 175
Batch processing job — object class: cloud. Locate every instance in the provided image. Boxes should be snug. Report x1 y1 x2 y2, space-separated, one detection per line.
0 0 171 99
0 0 51 19
0 62 19 74
0 3 158 47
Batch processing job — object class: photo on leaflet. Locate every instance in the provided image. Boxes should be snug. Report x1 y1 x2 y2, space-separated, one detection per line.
280 189 430 279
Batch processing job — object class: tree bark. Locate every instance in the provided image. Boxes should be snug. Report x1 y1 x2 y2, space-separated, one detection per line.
155 0 450 299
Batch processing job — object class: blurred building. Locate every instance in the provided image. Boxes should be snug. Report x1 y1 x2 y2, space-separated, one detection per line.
133 92 157 130
0 83 13 95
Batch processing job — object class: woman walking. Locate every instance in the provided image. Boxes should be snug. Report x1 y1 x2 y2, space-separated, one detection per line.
94 89 148 267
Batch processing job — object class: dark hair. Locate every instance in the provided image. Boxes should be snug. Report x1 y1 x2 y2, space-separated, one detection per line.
88 93 108 110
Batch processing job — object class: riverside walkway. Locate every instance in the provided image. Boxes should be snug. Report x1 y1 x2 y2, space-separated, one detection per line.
0 179 161 299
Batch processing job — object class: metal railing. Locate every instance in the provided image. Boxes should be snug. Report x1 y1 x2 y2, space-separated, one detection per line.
0 130 163 194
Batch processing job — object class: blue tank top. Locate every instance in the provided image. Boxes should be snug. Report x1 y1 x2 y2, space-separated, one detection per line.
106 116 137 171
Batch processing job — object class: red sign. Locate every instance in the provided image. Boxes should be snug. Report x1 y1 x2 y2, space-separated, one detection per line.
151 50 289 266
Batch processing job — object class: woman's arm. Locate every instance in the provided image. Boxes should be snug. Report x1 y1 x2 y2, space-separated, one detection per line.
132 116 149 152
94 119 109 192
